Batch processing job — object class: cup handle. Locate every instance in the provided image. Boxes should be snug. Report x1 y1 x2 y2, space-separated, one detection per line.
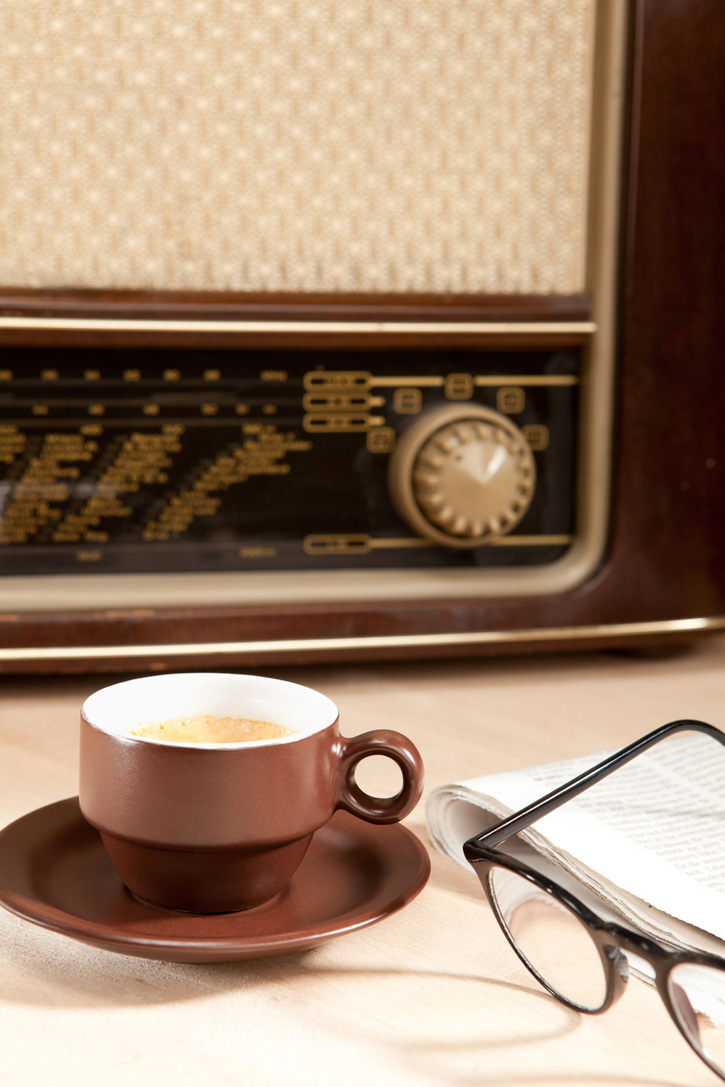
336 730 424 824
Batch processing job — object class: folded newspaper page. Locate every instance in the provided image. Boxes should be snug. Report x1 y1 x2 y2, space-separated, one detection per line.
426 731 725 957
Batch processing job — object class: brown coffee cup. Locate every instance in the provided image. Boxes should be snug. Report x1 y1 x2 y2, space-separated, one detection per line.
79 672 424 913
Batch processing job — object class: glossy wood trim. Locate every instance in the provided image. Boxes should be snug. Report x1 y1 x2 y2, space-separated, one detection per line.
0 315 594 349
0 290 592 325
1 617 723 674
0 293 592 347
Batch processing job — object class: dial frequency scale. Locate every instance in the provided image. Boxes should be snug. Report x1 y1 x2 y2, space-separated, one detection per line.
0 346 577 577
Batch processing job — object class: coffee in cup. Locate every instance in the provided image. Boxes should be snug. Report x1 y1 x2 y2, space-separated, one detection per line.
79 672 424 913
128 715 295 744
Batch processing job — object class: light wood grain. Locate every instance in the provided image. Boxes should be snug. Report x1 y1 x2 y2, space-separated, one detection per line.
1 640 725 1086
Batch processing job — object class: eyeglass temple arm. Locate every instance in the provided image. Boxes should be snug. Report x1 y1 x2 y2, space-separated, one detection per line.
464 719 724 857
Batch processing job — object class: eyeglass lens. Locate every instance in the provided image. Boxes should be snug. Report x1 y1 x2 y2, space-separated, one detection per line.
488 866 608 1012
668 963 725 1076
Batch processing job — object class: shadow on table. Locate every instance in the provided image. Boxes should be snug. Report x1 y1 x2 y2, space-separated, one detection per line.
0 907 567 1025
0 912 702 1087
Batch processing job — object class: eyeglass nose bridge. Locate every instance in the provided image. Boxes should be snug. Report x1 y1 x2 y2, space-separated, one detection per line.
596 924 673 1010
604 925 670 969
602 940 629 1000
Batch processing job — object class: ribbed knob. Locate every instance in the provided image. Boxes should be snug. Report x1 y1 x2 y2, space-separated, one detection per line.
388 404 536 548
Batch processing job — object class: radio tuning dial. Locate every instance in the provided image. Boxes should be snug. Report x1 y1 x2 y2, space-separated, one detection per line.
388 404 536 548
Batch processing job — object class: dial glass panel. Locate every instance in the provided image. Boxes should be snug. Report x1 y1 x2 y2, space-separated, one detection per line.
0 346 578 575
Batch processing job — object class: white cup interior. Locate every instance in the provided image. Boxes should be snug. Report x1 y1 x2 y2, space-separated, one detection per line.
81 672 338 746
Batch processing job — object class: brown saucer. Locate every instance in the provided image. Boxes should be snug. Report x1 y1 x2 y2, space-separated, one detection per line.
0 798 430 963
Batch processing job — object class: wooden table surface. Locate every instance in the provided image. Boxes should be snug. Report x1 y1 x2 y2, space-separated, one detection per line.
2 639 725 1087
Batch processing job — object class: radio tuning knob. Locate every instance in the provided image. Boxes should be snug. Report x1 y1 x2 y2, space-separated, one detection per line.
388 404 536 548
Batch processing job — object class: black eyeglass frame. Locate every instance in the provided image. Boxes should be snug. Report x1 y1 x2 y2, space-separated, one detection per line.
463 719 725 1082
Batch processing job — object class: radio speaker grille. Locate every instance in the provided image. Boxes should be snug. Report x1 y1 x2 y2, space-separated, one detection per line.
0 0 595 295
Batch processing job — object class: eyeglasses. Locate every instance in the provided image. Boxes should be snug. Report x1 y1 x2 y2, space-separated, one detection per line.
463 719 725 1082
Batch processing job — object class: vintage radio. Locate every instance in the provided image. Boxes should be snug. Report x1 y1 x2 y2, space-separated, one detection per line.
0 0 723 672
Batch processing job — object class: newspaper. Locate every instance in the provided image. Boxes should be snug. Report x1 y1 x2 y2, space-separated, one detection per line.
426 731 725 958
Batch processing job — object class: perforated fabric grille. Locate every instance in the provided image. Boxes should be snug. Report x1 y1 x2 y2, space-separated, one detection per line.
0 0 596 295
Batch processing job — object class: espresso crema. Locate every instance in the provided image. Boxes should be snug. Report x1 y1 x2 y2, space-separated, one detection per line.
128 715 295 744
